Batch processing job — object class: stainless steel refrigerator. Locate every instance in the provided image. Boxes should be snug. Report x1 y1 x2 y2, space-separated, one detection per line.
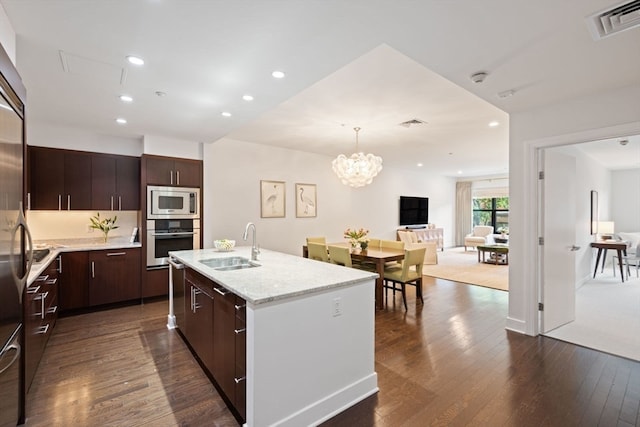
0 45 30 427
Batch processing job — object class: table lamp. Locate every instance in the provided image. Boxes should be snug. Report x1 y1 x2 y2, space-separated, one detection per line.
598 221 615 240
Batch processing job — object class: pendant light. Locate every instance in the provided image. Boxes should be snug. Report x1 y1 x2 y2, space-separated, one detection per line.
332 127 383 188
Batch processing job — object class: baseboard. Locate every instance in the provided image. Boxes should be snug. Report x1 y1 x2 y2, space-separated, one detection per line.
505 316 526 334
272 372 379 427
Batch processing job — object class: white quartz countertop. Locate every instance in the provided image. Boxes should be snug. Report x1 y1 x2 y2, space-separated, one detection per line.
27 238 142 285
169 246 378 306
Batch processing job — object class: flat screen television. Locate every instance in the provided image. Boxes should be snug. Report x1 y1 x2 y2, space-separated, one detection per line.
399 196 429 226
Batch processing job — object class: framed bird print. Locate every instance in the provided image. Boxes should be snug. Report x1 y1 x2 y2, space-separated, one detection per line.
260 180 286 218
295 183 317 218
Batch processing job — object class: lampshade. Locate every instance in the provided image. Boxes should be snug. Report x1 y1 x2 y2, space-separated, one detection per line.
332 127 383 188
598 221 615 239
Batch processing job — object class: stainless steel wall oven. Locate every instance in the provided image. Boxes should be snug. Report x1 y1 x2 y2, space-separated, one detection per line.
147 219 200 267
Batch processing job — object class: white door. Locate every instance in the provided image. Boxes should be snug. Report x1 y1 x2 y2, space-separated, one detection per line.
541 149 577 333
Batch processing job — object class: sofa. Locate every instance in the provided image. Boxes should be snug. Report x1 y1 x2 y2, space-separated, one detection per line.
464 226 495 251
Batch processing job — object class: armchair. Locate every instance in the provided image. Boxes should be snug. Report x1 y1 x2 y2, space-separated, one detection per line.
464 226 494 251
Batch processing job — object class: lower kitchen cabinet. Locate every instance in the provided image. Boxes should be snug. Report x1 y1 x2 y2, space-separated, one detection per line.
59 251 89 311
183 268 246 423
89 248 141 306
25 255 60 391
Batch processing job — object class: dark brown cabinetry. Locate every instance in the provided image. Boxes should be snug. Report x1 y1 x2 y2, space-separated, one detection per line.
25 256 60 391
28 146 141 211
182 268 246 423
29 147 91 210
91 154 140 210
89 248 141 306
58 251 89 311
144 155 202 187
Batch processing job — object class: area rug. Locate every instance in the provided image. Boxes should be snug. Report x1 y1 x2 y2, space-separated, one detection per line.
422 247 509 291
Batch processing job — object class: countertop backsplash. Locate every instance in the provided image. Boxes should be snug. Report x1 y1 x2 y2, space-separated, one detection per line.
27 210 140 241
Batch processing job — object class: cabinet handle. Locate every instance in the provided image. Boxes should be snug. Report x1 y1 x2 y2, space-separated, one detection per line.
176 170 180 186
36 324 50 335
57 256 62 274
45 278 57 285
67 194 71 210
27 192 31 210
58 194 62 210
47 306 58 315
110 196 114 211
91 261 95 278
107 252 126 256
234 304 246 310
118 196 122 211
234 328 246 334
190 286 194 312
27 285 41 294
170 170 174 185
35 291 49 320
214 287 229 296
234 376 246 384
36 274 49 282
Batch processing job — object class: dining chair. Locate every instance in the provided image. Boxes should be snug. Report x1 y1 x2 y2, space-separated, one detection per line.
307 242 329 262
383 247 426 310
328 245 352 268
380 239 404 267
306 236 327 245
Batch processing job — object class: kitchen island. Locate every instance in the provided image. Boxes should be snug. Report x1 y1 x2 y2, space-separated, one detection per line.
169 246 379 427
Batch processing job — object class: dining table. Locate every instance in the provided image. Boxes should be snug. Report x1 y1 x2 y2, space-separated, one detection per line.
302 242 405 310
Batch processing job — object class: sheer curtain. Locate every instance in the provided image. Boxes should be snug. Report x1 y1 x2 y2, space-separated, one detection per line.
455 181 472 246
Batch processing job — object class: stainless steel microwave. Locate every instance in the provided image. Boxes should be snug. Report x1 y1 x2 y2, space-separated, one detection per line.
147 185 199 219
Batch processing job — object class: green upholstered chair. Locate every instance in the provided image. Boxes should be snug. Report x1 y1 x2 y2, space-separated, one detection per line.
307 242 329 262
383 247 426 310
328 245 352 268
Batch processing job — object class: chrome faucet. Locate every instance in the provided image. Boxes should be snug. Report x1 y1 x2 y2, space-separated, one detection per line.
243 222 260 261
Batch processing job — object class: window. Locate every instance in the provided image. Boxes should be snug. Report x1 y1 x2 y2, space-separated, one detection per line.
473 197 509 232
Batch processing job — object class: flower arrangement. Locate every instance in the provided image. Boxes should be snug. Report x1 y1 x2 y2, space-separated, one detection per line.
89 212 119 243
498 227 509 235
344 227 370 249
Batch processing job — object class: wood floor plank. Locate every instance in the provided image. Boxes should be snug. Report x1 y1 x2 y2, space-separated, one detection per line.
24 277 640 426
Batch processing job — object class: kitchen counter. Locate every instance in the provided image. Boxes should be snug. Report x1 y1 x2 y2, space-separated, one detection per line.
169 246 379 427
27 238 141 285
169 246 377 305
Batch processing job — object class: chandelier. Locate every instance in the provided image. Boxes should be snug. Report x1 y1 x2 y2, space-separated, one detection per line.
332 127 383 188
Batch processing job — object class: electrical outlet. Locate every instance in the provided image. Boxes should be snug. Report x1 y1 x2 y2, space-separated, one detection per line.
332 297 342 317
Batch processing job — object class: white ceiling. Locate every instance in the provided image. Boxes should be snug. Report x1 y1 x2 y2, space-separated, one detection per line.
2 0 639 176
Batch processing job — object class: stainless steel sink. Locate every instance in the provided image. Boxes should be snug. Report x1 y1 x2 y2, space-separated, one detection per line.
199 256 259 271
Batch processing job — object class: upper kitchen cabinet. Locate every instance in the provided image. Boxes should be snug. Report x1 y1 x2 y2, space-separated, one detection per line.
28 146 91 210
143 154 202 187
91 154 140 210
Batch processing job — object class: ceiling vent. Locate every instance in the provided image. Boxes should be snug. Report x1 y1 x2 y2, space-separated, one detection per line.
586 0 640 40
398 118 427 128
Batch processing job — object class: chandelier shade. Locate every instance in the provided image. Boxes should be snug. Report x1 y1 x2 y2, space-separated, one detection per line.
332 127 383 188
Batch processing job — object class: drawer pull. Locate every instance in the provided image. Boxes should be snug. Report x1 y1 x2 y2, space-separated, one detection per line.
27 285 41 294
36 324 49 335
214 287 230 296
47 306 58 315
234 304 246 310
107 252 126 256
234 376 246 384
35 274 49 282
234 328 246 334
45 278 57 285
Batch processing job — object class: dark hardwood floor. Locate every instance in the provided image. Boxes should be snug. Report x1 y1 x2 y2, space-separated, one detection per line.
23 278 640 426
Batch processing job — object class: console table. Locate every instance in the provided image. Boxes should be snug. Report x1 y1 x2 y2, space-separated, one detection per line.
397 228 444 251
590 241 627 283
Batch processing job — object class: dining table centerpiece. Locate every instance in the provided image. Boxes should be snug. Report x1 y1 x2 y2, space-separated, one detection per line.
344 227 370 252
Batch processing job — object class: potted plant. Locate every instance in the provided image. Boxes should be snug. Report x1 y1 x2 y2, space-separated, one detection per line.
89 212 119 243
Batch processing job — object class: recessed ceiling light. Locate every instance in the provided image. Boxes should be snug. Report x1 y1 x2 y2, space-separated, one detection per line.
242 94 254 101
155 91 166 97
221 111 232 117
457 170 463 174
417 163 423 167
119 95 133 103
272 70 285 79
126 55 145 66
488 121 499 127
116 118 127 124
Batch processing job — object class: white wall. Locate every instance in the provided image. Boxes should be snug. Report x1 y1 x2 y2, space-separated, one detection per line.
0 5 16 65
143 134 202 160
508 83 640 335
203 138 456 255
27 122 143 156
612 169 640 233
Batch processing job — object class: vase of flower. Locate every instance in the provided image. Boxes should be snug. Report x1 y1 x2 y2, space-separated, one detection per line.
89 213 119 243
344 227 369 253
360 241 368 252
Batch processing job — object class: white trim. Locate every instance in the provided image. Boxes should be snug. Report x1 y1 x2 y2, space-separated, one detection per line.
522 121 640 336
